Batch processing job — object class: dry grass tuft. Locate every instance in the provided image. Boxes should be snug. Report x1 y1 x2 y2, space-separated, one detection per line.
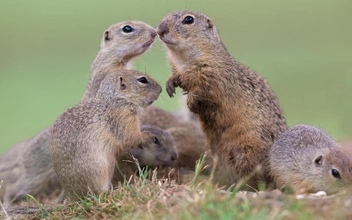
2 160 352 219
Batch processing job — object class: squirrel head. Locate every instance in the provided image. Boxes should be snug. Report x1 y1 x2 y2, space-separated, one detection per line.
95 70 161 108
156 11 221 66
314 148 352 194
129 124 178 167
278 124 352 194
98 21 156 68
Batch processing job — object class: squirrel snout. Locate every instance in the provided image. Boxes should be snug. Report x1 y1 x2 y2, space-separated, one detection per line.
151 31 157 38
156 22 169 37
170 151 178 161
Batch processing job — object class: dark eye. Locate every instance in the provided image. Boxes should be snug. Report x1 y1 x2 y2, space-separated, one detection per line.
137 77 148 84
104 31 110 41
331 169 341 179
153 137 160 145
182 16 194 25
122 25 134 33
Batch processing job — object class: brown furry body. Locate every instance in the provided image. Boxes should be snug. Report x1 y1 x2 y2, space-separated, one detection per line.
0 21 156 204
157 11 287 189
141 106 181 130
167 121 207 170
270 124 352 194
50 70 161 200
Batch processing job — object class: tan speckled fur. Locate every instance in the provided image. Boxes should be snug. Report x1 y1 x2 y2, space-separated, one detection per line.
269 124 352 194
0 21 156 205
157 11 287 189
50 70 161 200
140 106 181 130
167 121 207 170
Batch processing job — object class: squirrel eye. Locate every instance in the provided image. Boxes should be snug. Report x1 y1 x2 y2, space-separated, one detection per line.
122 25 134 33
331 169 341 179
182 16 194 25
137 77 148 84
153 137 160 145
104 31 110 41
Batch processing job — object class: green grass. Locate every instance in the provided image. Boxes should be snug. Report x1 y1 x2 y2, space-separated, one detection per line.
0 0 351 151
4 165 351 220
2 155 351 219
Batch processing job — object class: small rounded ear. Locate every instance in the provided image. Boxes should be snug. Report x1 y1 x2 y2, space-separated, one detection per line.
207 19 214 29
314 155 323 166
120 77 126 90
140 130 148 138
104 31 111 41
137 143 143 149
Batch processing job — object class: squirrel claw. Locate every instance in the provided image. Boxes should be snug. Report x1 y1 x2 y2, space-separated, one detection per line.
166 80 176 97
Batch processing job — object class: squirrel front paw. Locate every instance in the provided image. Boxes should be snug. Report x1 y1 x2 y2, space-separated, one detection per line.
166 78 177 97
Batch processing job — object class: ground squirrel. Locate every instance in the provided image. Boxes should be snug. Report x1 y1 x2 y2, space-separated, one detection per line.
0 21 156 204
82 21 156 103
140 106 207 171
2 125 176 217
269 124 352 194
0 128 60 205
112 124 178 184
50 70 161 200
157 11 287 189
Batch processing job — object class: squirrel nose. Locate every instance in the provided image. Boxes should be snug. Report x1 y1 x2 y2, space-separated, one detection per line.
151 31 157 38
170 151 178 161
157 22 169 37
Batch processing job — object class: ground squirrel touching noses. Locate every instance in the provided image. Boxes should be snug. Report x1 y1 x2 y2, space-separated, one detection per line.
157 11 287 189
112 124 178 184
269 124 352 194
50 70 161 201
82 21 156 103
0 21 156 205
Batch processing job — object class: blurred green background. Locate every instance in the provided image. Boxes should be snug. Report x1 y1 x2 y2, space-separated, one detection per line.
0 0 351 153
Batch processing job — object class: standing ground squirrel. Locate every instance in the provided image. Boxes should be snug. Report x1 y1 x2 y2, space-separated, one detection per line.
2 125 176 217
269 124 352 194
0 21 156 204
112 124 178 184
157 11 287 189
50 70 162 200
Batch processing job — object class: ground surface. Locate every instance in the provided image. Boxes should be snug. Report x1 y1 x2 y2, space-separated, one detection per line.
2 170 352 220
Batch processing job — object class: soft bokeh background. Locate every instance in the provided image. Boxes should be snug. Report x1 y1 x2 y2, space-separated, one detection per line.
0 0 351 152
